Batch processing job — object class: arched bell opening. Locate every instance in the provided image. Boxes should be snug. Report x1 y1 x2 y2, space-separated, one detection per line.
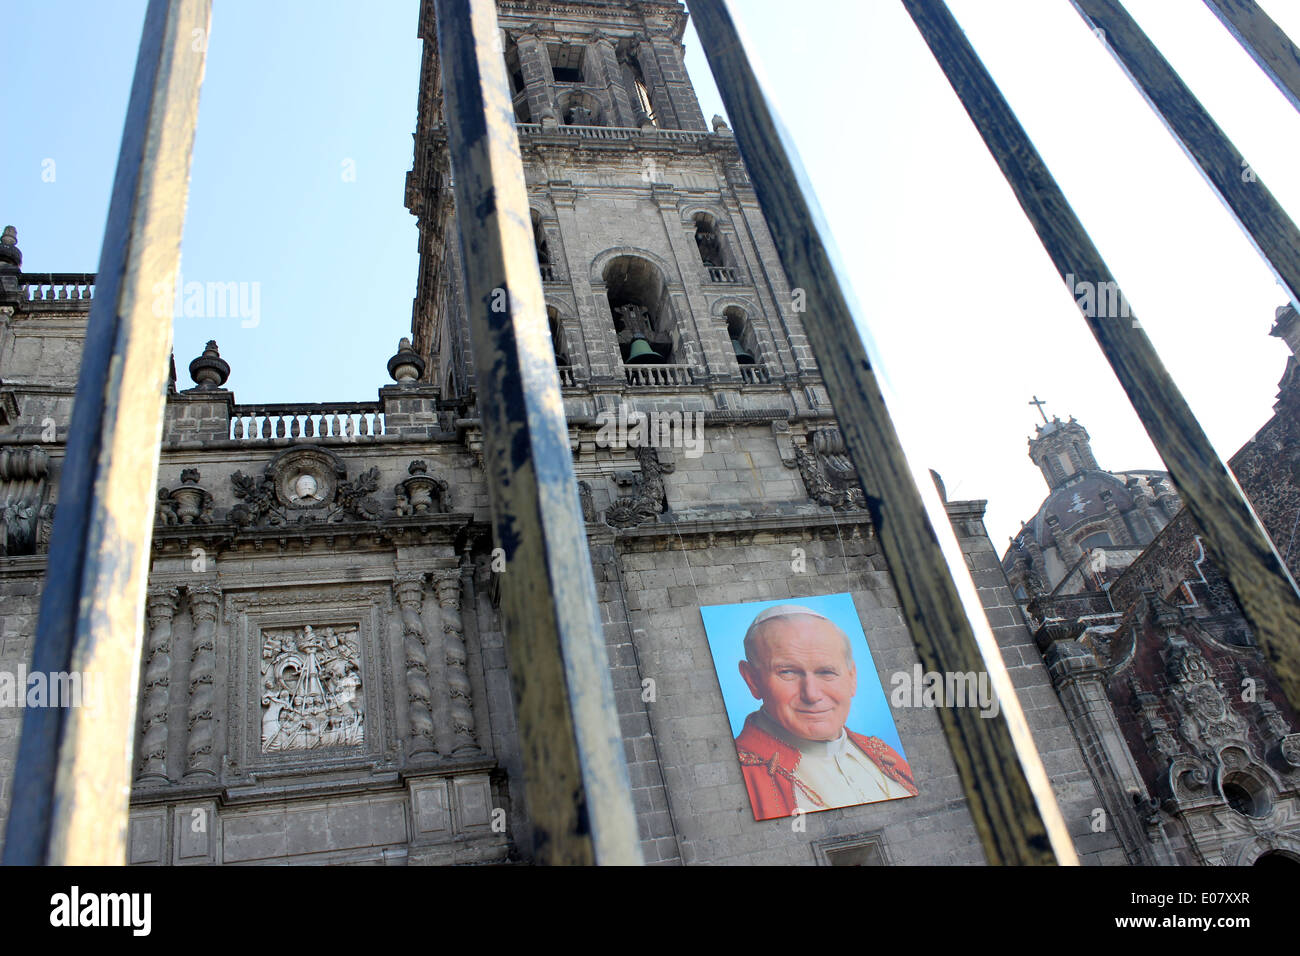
504 38 532 123
531 210 553 280
693 213 727 268
547 305 569 368
603 255 677 365
559 90 603 127
724 306 758 366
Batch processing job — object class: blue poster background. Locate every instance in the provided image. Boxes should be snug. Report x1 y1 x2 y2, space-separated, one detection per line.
700 592 906 758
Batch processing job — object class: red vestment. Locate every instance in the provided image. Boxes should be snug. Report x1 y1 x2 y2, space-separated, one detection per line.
734 712 918 820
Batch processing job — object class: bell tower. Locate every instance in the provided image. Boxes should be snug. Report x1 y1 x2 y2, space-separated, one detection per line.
406 0 826 414
1027 415 1100 490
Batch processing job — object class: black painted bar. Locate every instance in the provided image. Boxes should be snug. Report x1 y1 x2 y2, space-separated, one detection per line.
1072 0 1300 309
901 0 1300 709
431 0 642 865
1204 0 1300 116
3 0 210 865
691 0 1077 865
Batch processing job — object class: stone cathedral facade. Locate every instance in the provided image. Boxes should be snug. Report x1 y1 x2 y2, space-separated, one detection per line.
0 0 1133 865
1001 306 1300 867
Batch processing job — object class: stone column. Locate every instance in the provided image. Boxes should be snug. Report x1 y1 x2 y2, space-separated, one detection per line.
652 184 717 375
1124 477 1155 542
434 570 478 755
551 181 614 380
137 587 178 784
631 37 675 129
1045 640 1168 865
184 585 221 778
646 37 706 131
586 31 635 127
515 33 556 124
1099 489 1132 546
395 573 437 759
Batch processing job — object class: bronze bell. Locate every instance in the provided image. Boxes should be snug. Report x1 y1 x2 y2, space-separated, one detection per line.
627 335 661 364
732 339 755 365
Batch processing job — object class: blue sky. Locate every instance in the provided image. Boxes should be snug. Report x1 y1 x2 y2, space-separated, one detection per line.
5 0 1300 550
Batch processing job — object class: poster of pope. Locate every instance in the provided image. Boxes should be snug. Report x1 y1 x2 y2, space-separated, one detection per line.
701 594 918 821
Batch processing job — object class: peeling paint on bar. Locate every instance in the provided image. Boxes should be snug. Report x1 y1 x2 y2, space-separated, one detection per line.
431 0 643 865
4 0 212 866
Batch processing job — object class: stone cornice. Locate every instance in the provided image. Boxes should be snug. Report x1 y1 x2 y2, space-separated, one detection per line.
150 513 480 554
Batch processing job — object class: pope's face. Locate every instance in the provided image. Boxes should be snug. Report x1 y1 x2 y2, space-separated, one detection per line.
739 616 857 742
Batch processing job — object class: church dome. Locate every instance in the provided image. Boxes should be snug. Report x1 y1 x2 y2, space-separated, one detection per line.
1001 411 1180 597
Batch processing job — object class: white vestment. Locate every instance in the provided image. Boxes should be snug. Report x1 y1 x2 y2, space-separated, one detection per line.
753 709 912 810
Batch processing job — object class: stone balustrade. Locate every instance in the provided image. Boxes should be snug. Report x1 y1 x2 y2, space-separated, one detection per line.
20 273 96 301
515 123 714 144
230 404 386 441
624 364 695 387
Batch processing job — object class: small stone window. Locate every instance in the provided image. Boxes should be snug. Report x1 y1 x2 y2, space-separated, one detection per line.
1222 772 1270 819
812 832 889 866
1079 531 1112 549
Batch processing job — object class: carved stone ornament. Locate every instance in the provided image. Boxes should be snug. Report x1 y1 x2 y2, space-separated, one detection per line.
1168 754 1212 802
260 624 364 752
794 427 865 510
156 468 214 526
231 446 381 527
1281 734 1300 770
1162 639 1249 759
577 480 596 522
604 445 674 529
394 459 450 515
0 445 51 555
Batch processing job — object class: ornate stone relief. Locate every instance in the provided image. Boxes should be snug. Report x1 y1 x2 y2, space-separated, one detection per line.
137 587 178 784
604 445 673 529
577 480 596 522
156 468 214 525
394 460 450 515
792 428 866 511
1164 640 1249 757
0 445 52 555
186 585 221 777
260 624 364 753
231 446 381 527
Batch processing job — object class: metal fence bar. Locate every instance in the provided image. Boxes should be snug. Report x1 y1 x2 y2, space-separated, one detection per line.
691 0 1076 866
431 0 643 865
2 0 210 865
901 0 1300 709
1203 0 1300 116
1071 0 1300 309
